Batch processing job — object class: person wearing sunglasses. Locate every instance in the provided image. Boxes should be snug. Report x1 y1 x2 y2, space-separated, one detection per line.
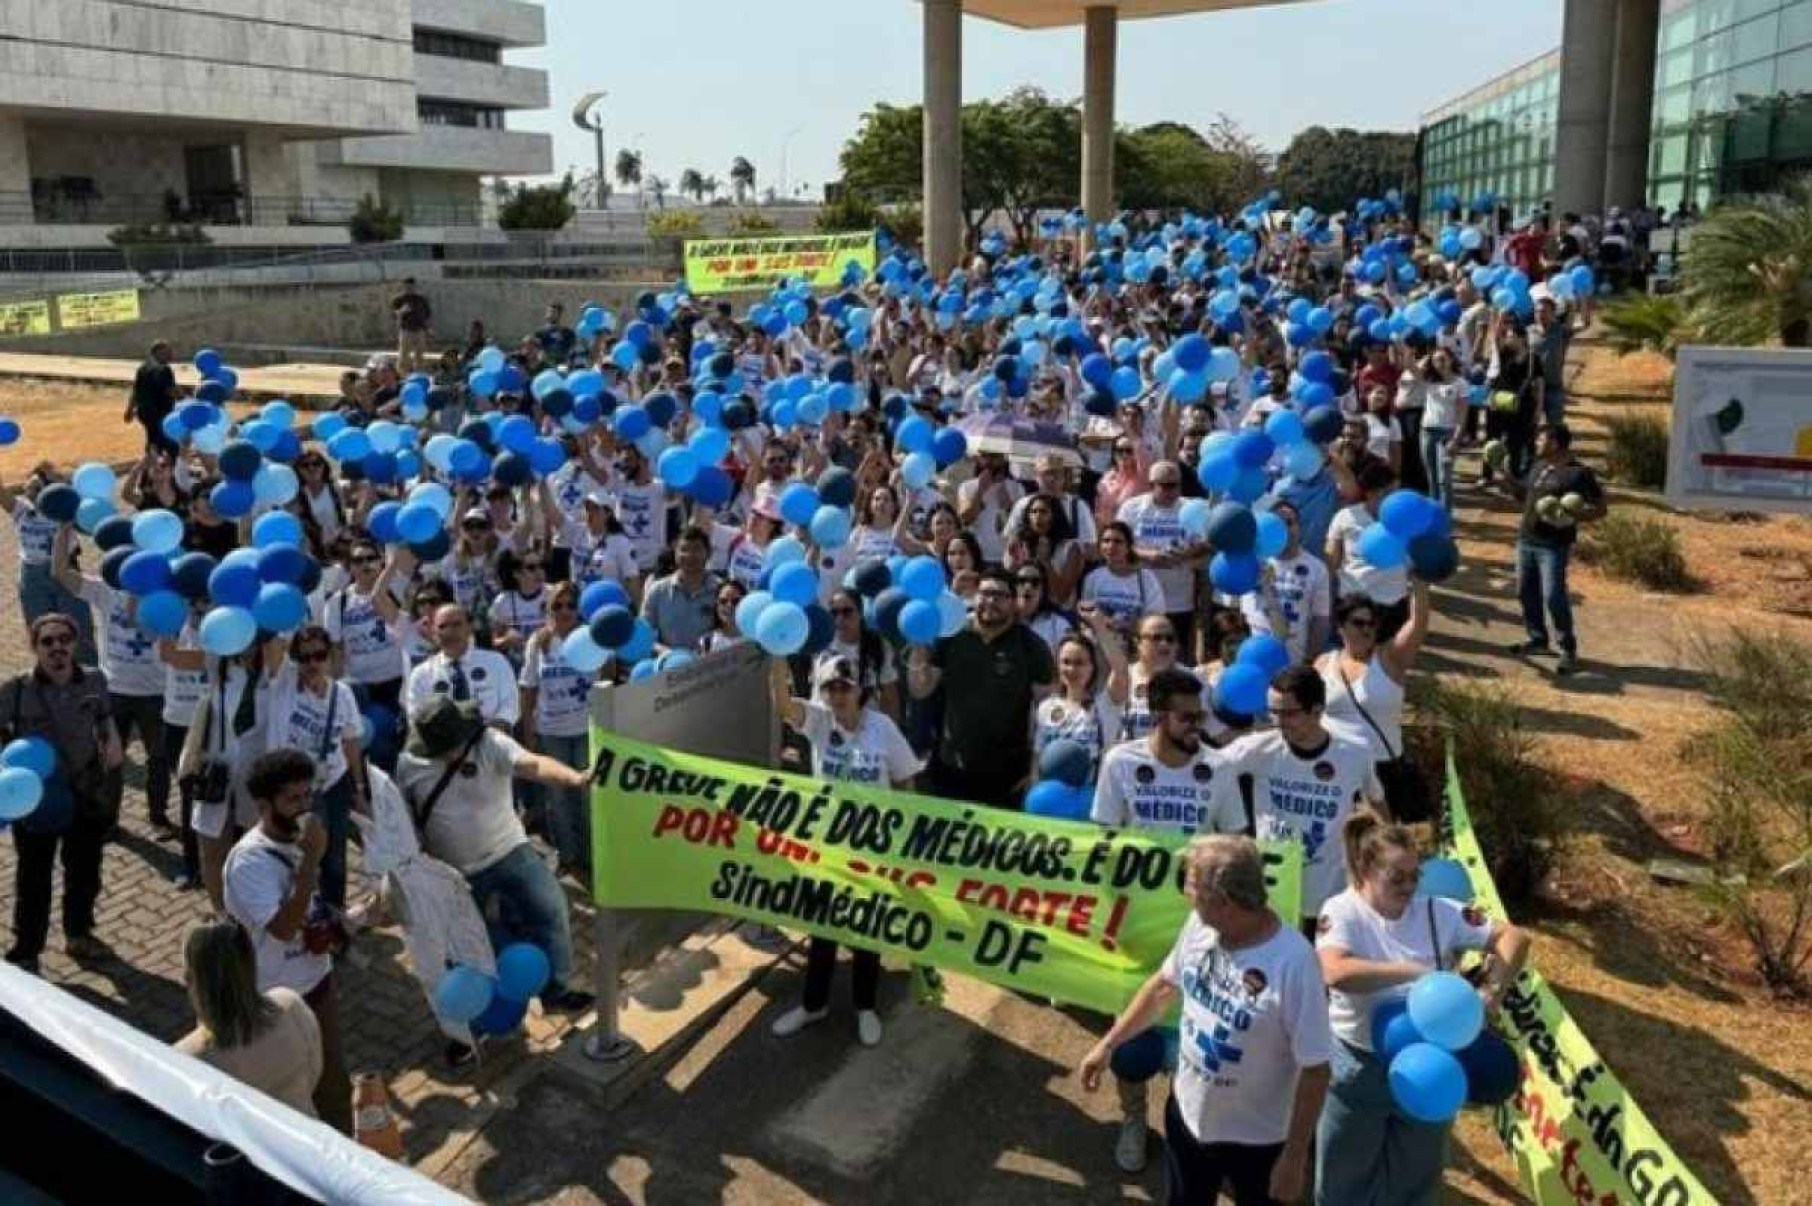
1118 460 1211 657
1093 435 1152 539
262 626 367 909
433 506 502 619
0 464 97 666
519 582 599 882
290 453 348 561
814 588 899 721
323 541 409 770
1030 613 1129 795
1011 564 1078 656
1315 813 1530 1206
768 656 923 1048
487 548 550 670
2 613 124 975
698 580 748 656
1316 585 1429 817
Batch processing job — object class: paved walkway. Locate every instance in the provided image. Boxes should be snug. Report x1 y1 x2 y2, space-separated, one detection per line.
0 352 346 402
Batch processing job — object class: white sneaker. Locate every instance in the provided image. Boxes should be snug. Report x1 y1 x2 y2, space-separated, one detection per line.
1114 1117 1148 1173
770 1005 829 1038
856 1010 882 1047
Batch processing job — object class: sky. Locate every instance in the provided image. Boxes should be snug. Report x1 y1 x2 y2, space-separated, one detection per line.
510 0 1561 198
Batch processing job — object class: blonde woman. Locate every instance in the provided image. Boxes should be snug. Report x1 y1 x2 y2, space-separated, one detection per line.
176 919 323 1117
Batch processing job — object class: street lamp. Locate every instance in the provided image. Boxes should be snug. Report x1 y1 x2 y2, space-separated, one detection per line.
572 91 607 209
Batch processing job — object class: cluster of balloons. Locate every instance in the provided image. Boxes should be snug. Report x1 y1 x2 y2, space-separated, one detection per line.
1024 739 1094 820
561 579 664 682
1214 632 1292 719
1355 491 1462 584
0 736 55 825
433 942 552 1036
1374 972 1519 1123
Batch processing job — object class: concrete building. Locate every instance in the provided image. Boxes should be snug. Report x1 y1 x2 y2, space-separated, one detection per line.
1421 0 1812 223
0 0 551 245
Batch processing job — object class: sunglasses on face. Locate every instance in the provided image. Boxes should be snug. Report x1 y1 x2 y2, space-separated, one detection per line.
976 589 1011 602
351 554 382 566
830 606 859 617
1346 616 1376 630
1139 632 1176 644
1378 866 1419 889
462 521 490 531
296 649 331 663
550 600 578 612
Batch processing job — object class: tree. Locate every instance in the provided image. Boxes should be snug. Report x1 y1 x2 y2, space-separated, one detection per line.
1119 122 1252 215
1272 126 1416 215
701 175 721 204
730 157 757 204
647 174 669 210
497 173 576 231
615 149 644 202
1200 114 1273 203
679 168 705 203
347 193 403 244
1680 176 1812 347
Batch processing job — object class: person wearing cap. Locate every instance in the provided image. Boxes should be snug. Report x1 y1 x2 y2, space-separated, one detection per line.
395 697 596 1031
545 435 609 583
766 656 923 1046
403 605 520 729
705 497 781 591
560 489 641 605
433 505 501 618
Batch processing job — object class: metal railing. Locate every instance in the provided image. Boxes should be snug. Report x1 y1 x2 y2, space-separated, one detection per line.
1 191 487 229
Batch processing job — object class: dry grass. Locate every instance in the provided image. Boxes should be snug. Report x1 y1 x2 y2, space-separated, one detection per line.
1435 337 1812 1206
0 378 261 478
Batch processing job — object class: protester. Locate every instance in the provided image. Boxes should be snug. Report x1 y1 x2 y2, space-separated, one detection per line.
0 465 93 657
1081 836 1331 1200
176 918 323 1118
1315 814 1530 1205
641 526 721 653
1012 563 1078 654
391 278 433 373
1319 583 1431 813
404 604 520 728
519 581 597 880
126 340 182 455
224 749 352 1131
1502 423 1607 676
1081 521 1166 639
1326 463 1410 639
1118 462 1209 654
1 613 123 973
817 588 900 719
177 642 268 912
1030 614 1129 789
1244 501 1331 666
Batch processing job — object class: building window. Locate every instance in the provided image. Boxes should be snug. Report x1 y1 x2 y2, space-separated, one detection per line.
413 29 502 64
418 99 507 129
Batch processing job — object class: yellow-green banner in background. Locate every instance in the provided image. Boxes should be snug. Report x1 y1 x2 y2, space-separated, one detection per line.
683 232 876 293
590 729 1301 1016
0 299 51 337
1443 752 1716 1206
56 288 140 329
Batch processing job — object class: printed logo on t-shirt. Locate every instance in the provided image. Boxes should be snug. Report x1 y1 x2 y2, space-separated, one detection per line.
1462 904 1487 927
470 666 488 682
1044 702 1066 725
1135 764 1156 785
1313 760 1334 781
1316 913 1332 935
1192 763 1215 784
1241 968 1269 999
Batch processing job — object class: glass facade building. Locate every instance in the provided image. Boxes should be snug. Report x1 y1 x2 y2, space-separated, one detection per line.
1418 0 1812 221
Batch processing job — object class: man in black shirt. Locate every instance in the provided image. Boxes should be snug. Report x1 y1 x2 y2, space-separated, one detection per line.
535 302 576 367
1504 423 1606 676
391 277 432 372
906 568 1055 808
125 340 180 455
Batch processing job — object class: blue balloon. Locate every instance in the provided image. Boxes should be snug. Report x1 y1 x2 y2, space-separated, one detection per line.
1106 1027 1169 1081
134 589 187 638
1408 533 1460 583
0 766 44 821
1419 858 1475 902
1198 451 1238 494
931 427 968 468
1284 443 1326 480
1389 1042 1468 1123
1407 971 1486 1052
1254 511 1289 559
1265 410 1306 447
755 601 809 656
132 509 184 554
252 510 303 549
1025 778 1091 820
1 737 56 779
1458 1031 1520 1106
562 627 611 674
898 555 945 603
472 990 529 1037
1373 997 1426 1062
898 599 941 645
579 579 631 620
396 504 443 545
896 415 935 455
1379 490 1439 541
1038 739 1092 789
777 483 820 528
809 505 852 549
208 561 261 609
1355 524 1408 571
120 550 173 597
900 452 937 490
252 583 308 633
589 604 636 650
1237 633 1291 679
434 965 496 1024
657 447 700 490
1209 550 1261 595
1215 662 1269 717
194 348 223 377
199 606 257 656
735 590 774 639
257 544 308 586
494 942 552 1003
1205 502 1257 554
770 562 818 608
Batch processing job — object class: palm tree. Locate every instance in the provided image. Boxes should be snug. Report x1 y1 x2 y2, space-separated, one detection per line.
614 149 644 207
730 157 756 205
702 175 721 204
1680 176 1812 347
678 168 704 204
647 174 669 211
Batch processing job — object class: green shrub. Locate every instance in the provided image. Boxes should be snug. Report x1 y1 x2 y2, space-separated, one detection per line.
816 193 880 234
497 174 576 231
1689 625 1812 745
726 211 781 237
1599 291 1691 359
348 193 403 244
1577 512 1691 591
1406 679 1568 907
1604 412 1670 491
105 223 211 246
646 211 706 240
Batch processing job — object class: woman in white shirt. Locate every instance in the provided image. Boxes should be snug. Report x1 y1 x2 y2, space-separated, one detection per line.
262 626 366 908
698 580 748 655
323 540 409 769
158 610 211 891
1317 584 1429 809
519 582 599 880
487 549 550 669
1416 349 1467 512
1315 814 1529 1206
568 492 643 605
175 644 271 912
766 656 923 1049
1004 492 1085 606
435 507 502 618
815 589 900 721
1361 384 1402 473
1079 522 1166 641
1029 618 1129 790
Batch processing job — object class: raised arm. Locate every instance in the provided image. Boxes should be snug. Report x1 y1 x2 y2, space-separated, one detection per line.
768 658 808 730
1382 579 1430 679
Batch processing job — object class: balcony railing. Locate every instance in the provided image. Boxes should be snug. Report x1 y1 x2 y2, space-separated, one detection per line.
2 191 488 229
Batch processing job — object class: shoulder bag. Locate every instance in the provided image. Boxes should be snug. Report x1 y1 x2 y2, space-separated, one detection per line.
1336 663 1433 824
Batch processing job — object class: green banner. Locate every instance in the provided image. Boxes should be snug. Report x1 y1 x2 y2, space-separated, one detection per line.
1442 751 1717 1206
683 231 876 293
590 728 1301 1016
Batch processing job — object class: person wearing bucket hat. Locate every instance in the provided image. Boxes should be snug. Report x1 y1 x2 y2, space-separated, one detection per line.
394 695 596 1017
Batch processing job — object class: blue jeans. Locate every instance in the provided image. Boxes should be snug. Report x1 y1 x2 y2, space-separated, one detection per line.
465 842 576 996
312 773 355 908
1516 541 1576 655
1420 427 1455 512
1315 1040 1448 1206
21 562 95 666
1543 380 1566 426
535 732 592 872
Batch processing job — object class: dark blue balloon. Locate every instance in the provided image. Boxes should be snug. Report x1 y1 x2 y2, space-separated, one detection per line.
218 441 262 482
1458 1031 1519 1105
171 552 218 601
818 467 856 509
410 528 451 561
36 484 80 524
801 603 836 658
120 550 173 596
689 465 734 508
472 991 528 1037
492 451 532 487
257 544 309 585
1038 740 1092 788
872 587 910 644
93 514 136 552
852 559 892 598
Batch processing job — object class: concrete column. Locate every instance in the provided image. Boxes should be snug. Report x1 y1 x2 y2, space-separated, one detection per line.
1605 0 1660 211
0 114 30 216
1081 6 1118 227
1553 0 1618 217
241 131 293 224
923 0 963 275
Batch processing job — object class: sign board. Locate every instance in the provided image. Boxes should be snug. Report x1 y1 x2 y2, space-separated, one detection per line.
56 289 140 330
1668 345 1812 513
0 300 52 337
684 232 875 292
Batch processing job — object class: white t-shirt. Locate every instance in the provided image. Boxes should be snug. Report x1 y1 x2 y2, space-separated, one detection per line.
546 465 603 548
77 578 163 696
488 587 548 651
1221 730 1382 917
161 625 209 727
264 663 361 791
1117 495 1195 613
1031 693 1123 786
1092 738 1246 836
1004 492 1098 549
799 702 923 786
404 647 520 726
1162 915 1333 1144
1241 552 1332 665
520 634 593 739
813 638 897 702
611 481 669 572
223 826 332 995
1422 379 1466 431
1118 662 1208 745
1317 888 1496 1051
709 525 770 590
956 476 1025 564
1327 505 1407 605
323 584 406 685
396 730 530 875
1080 565 1167 633
1364 414 1401 461
12 501 58 565
433 551 497 615
569 525 640 592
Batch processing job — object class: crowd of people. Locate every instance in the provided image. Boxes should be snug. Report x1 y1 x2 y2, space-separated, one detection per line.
0 191 1617 1202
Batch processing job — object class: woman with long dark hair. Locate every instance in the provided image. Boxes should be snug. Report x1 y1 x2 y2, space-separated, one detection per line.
1029 615 1129 790
1004 491 1084 606
817 588 899 720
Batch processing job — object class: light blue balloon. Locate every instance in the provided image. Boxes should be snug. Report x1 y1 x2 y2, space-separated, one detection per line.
900 452 937 490
72 462 116 500
199 606 257 656
1407 972 1485 1052
252 462 299 507
765 536 807 569
735 590 774 639
657 447 700 490
898 555 944 603
252 510 303 549
809 505 852 550
1284 443 1325 480
1265 410 1306 447
135 590 188 638
1355 524 1408 570
562 626 611 674
1 737 56 779
1418 859 1475 903
409 481 454 518
131 509 184 554
936 590 968 637
755 601 809 656
434 965 496 1024
689 426 730 466
313 412 347 442
1254 511 1289 559
770 562 818 608
0 766 44 821
252 583 308 633
76 496 115 534
262 400 296 429
898 599 941 646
